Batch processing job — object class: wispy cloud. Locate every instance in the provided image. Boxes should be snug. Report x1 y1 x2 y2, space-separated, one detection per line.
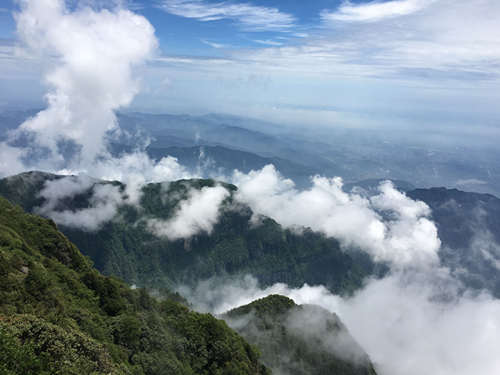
158 0 296 31
201 39 227 49
322 0 435 22
234 0 500 80
254 39 283 46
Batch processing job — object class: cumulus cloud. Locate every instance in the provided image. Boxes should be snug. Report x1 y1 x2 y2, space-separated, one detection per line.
12 0 157 168
85 152 193 204
181 270 500 375
147 185 229 240
0 0 199 220
158 0 296 32
232 165 440 268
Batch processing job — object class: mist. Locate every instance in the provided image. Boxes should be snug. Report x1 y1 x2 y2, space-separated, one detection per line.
147 184 230 240
232 165 440 268
180 266 500 375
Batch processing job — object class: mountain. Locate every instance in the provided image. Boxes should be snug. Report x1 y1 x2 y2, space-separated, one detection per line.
0 196 269 375
344 179 415 194
5 109 499 196
116 112 500 197
2 171 500 298
223 295 378 375
116 112 347 180
147 145 318 188
407 187 500 296
0 172 377 295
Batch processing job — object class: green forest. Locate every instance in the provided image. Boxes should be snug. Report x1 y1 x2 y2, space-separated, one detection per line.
0 196 269 375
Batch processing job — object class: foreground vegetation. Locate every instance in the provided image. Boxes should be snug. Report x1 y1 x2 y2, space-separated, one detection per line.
0 197 269 374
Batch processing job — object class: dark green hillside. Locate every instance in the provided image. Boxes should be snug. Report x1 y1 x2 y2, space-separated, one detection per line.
224 295 378 375
0 197 269 375
0 172 377 295
408 187 500 296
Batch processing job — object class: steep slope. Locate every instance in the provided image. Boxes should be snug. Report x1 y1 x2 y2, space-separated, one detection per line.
0 196 269 375
0 172 376 295
224 295 378 375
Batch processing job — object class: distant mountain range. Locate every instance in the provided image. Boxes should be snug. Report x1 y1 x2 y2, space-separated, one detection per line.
3 109 498 195
1 171 499 297
0 171 377 295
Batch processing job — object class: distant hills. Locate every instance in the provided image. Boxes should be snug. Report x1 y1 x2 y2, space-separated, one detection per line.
147 145 318 188
408 188 500 297
1 171 500 297
0 171 377 294
2 109 499 196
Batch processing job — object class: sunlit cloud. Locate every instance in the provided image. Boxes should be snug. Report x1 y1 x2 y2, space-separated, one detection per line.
322 0 435 22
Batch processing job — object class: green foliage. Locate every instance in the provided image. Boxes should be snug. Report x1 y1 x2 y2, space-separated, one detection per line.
0 172 377 295
226 295 378 375
0 197 268 375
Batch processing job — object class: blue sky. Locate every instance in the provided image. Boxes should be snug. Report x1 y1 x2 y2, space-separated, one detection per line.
1 0 499 139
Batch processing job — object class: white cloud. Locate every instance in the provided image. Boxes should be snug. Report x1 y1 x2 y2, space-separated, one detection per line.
161 0 500 84
232 165 440 268
1 0 199 204
253 39 283 46
87 152 193 204
201 39 227 49
181 270 500 375
0 142 27 178
322 0 435 22
147 185 229 240
10 0 157 169
36 176 125 231
158 0 296 31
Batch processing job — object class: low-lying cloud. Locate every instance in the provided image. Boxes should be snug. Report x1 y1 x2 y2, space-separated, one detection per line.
37 178 125 231
180 269 500 375
147 185 229 240
233 165 440 268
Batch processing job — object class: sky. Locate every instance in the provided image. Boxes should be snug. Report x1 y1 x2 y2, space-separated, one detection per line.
1 0 499 135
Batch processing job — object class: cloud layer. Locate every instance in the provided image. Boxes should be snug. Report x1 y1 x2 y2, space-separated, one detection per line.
180 270 500 375
233 165 440 268
37 176 125 231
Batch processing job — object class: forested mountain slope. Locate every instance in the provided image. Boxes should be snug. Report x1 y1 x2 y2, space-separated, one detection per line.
0 196 269 375
0 172 377 294
407 187 500 296
224 295 378 375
